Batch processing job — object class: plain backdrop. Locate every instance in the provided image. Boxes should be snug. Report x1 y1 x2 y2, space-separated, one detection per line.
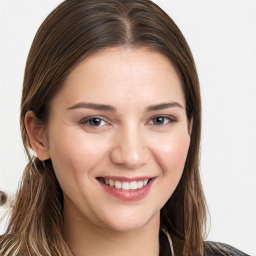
0 0 255 255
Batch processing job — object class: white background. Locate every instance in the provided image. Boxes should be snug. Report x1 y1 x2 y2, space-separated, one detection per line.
0 0 255 255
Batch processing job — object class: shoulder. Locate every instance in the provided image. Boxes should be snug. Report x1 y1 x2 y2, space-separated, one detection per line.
205 241 250 256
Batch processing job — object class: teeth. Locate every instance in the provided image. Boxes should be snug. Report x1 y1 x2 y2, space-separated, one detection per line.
114 180 122 189
99 178 149 190
122 181 130 190
109 179 115 187
130 181 138 190
137 180 144 188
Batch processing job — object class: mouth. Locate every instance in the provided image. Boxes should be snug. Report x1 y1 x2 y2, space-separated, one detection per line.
96 177 152 191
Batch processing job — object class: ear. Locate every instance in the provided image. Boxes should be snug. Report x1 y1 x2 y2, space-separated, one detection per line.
188 117 193 136
25 111 50 161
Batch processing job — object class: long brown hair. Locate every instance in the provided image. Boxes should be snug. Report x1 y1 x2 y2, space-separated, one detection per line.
0 0 207 255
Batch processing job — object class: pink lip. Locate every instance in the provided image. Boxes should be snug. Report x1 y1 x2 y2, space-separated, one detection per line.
98 178 154 201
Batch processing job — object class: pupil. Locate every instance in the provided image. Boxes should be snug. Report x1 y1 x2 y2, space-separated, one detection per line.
154 117 164 124
89 118 101 126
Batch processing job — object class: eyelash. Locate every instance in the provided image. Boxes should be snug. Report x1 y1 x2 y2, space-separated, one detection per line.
78 115 177 128
78 116 108 127
147 115 177 126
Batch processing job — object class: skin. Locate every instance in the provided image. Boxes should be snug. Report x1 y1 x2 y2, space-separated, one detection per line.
26 47 191 256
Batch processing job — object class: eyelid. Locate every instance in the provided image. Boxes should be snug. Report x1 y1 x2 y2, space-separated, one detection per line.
78 115 110 126
77 114 177 128
146 115 177 125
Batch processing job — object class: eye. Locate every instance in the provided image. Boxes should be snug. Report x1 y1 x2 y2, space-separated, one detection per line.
79 117 108 127
148 116 176 126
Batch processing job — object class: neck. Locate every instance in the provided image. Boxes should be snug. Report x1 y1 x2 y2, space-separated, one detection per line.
63 201 160 256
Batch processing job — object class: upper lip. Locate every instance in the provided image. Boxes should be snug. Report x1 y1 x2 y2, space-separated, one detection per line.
97 176 153 182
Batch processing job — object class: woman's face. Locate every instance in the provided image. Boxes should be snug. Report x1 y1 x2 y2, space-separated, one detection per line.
46 47 191 233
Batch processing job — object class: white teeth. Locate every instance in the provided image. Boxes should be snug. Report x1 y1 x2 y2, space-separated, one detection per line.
143 179 149 186
114 180 122 189
137 180 143 188
109 179 115 187
121 181 130 190
130 181 138 190
100 178 150 190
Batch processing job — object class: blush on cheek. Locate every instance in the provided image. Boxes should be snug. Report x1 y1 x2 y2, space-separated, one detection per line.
157 135 190 175
51 136 108 190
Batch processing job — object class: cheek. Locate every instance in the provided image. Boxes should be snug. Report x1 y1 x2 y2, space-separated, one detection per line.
148 130 191 209
152 130 190 179
48 128 108 187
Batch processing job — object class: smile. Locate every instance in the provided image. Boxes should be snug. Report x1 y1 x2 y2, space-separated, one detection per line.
97 176 154 201
97 177 150 190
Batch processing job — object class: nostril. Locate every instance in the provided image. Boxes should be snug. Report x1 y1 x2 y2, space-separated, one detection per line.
109 134 150 169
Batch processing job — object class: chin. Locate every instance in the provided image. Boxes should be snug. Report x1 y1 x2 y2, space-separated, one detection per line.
102 219 150 233
96 207 160 233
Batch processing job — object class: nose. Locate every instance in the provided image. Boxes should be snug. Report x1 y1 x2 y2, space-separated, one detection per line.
110 126 149 169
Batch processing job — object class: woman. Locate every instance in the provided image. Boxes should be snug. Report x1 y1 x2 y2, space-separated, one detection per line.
0 0 249 255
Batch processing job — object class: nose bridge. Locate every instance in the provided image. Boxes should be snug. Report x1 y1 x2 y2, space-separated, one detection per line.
110 123 149 169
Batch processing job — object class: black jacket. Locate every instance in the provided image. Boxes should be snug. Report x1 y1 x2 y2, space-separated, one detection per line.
159 231 250 256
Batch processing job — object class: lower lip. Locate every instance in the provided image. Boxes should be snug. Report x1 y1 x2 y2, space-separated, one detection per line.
98 179 154 201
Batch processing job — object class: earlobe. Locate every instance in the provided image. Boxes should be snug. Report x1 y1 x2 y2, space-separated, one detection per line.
25 111 50 161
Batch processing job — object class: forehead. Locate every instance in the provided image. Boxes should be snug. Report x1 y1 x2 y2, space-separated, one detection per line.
51 47 185 109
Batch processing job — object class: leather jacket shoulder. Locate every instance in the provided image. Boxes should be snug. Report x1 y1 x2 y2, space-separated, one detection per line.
205 241 250 256
159 230 250 256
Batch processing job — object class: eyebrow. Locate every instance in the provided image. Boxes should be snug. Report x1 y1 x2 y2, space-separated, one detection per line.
67 102 117 111
146 102 183 111
67 101 183 112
